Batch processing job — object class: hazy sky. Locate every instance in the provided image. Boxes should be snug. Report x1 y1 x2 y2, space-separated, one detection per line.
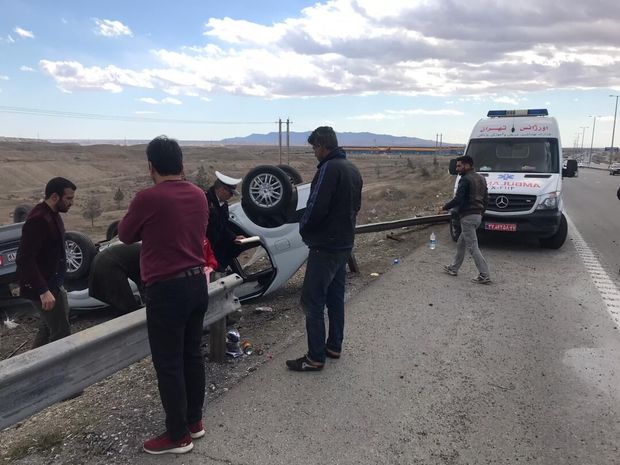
1 0 620 146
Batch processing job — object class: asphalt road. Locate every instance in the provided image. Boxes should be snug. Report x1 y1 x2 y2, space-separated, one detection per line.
131 219 620 464
563 167 620 284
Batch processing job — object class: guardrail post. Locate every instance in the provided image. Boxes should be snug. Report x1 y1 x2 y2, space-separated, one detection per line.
209 318 227 363
347 252 359 273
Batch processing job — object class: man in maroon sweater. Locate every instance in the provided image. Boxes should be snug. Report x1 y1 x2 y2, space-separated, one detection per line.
16 177 76 348
118 136 209 455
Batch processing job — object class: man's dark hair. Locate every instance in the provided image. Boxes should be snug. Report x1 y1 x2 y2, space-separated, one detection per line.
146 136 183 176
307 126 339 150
45 177 76 199
456 155 474 166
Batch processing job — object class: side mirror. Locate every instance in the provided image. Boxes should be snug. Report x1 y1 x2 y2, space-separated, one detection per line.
448 159 458 175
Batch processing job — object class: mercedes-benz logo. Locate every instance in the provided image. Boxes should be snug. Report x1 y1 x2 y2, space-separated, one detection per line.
495 195 509 209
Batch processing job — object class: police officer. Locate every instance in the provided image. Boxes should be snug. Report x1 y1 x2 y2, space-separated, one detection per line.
205 171 246 270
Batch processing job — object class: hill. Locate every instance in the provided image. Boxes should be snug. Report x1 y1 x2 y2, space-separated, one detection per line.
219 131 457 147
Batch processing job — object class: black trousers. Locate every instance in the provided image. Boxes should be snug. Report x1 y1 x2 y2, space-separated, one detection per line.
145 273 209 440
31 286 70 349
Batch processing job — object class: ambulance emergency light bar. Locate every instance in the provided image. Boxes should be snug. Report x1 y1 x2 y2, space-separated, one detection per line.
487 109 548 117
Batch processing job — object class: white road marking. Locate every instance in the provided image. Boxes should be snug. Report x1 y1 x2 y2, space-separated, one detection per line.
566 214 620 321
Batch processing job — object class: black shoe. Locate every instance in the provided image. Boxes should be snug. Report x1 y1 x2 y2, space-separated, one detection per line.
286 355 324 372
325 348 341 359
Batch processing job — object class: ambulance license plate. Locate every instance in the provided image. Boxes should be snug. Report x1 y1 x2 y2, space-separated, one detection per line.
485 223 517 232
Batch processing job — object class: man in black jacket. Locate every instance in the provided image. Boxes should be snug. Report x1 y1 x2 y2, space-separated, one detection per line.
441 155 491 284
286 126 363 372
205 171 245 270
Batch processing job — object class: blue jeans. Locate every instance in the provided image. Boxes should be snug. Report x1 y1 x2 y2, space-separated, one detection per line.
145 273 209 441
301 248 351 363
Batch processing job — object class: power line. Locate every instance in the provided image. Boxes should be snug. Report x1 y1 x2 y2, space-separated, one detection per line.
0 106 275 125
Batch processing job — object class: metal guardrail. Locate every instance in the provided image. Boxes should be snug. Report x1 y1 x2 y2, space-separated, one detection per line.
0 213 453 430
355 213 451 234
0 274 242 431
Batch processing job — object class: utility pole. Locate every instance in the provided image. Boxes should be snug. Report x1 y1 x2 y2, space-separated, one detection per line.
286 118 290 165
278 118 282 164
610 94 619 167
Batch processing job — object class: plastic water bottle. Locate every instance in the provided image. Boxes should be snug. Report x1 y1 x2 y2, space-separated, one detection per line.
429 232 437 250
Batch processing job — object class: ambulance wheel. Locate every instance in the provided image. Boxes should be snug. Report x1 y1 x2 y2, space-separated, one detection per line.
539 214 567 249
449 218 461 242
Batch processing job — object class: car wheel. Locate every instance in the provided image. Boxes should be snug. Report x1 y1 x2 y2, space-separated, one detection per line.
276 165 303 184
65 231 97 280
241 165 293 217
617 186 620 200
13 204 33 223
539 214 568 249
106 220 120 241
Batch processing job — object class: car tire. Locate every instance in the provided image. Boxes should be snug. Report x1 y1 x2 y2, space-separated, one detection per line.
617 186 620 200
241 165 293 218
539 214 568 249
13 204 33 223
106 220 120 241
276 165 303 185
65 231 97 280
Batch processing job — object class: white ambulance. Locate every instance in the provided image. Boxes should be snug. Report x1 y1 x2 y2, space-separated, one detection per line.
449 109 570 249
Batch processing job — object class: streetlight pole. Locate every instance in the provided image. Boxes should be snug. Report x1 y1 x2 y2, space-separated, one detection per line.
579 126 588 156
588 115 600 164
610 94 619 167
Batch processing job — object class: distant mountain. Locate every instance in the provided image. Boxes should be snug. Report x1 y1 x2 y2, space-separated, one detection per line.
4 131 459 147
218 131 458 147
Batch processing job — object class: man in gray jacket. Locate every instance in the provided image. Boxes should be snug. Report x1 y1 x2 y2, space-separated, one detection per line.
441 155 491 284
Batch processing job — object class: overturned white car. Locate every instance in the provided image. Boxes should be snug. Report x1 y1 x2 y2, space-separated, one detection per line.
66 165 311 311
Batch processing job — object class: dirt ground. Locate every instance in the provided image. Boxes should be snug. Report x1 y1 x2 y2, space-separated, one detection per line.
0 140 454 464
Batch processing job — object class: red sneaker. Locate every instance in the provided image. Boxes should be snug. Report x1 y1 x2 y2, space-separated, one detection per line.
188 420 205 439
143 432 193 455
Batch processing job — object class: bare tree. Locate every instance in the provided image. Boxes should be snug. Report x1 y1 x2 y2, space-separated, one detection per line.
113 188 125 209
194 164 210 191
83 195 103 227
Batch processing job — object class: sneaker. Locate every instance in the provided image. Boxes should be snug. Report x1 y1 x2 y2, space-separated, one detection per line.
325 348 341 359
471 275 491 284
143 432 193 455
286 355 324 372
188 420 205 439
443 265 457 276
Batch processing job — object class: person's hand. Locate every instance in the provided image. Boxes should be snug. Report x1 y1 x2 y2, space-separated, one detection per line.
438 207 447 214
40 290 55 311
233 235 246 244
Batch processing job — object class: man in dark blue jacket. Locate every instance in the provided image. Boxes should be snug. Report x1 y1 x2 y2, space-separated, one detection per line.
286 126 363 372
